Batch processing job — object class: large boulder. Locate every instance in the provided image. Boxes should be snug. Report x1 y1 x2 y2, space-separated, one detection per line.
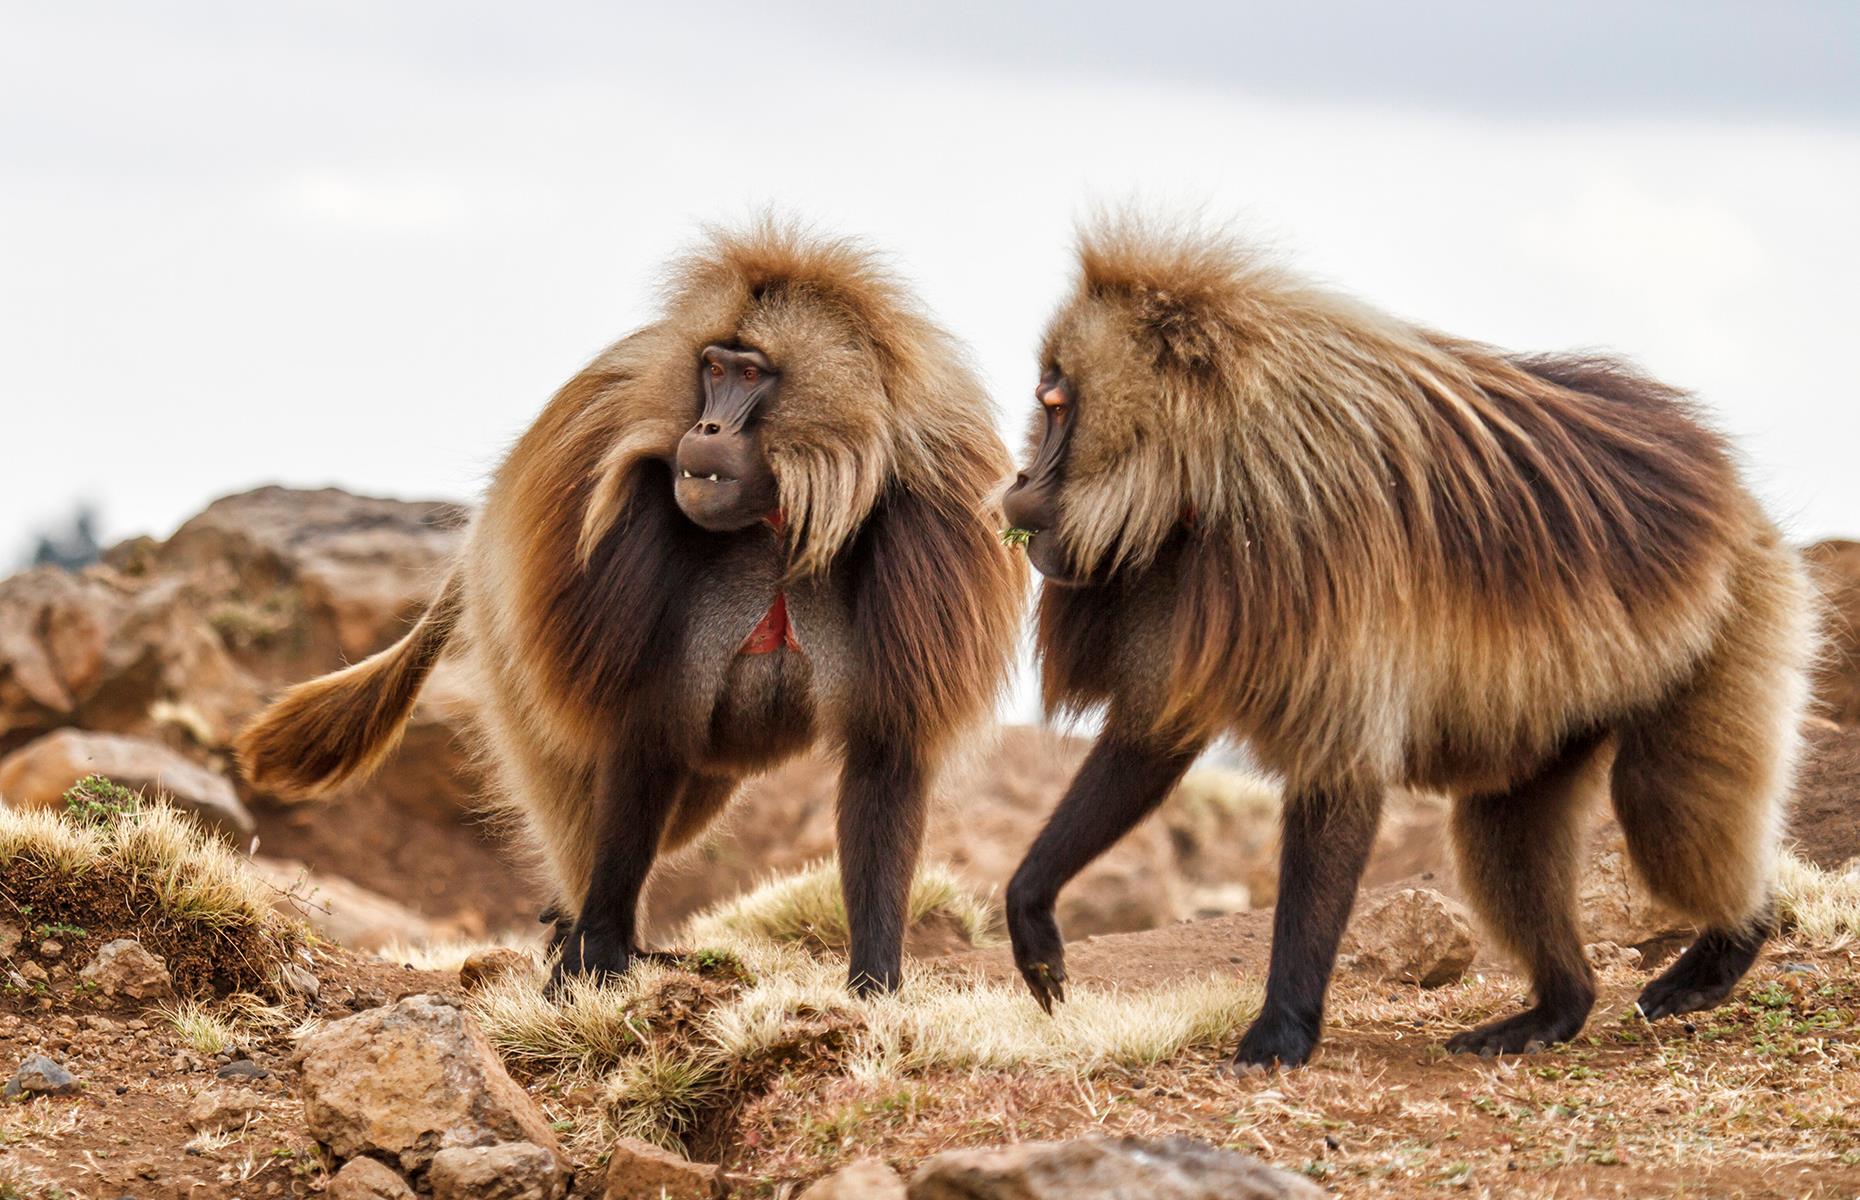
249 857 441 951
295 994 566 1178
136 485 468 683
908 1136 1324 1199
1577 822 1690 946
1805 539 1860 725
0 728 253 836
0 564 258 754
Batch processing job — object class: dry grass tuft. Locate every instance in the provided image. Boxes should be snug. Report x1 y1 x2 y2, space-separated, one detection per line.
470 877 1260 1153
682 861 999 954
1777 851 1860 945
0 776 303 997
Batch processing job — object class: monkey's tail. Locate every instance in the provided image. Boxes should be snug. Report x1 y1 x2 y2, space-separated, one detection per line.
234 569 465 798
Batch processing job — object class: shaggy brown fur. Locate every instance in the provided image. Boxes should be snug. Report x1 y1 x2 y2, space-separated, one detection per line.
1005 217 1813 1066
238 221 1025 992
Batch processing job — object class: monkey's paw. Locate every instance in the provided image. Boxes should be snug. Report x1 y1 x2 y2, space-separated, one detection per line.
1446 1004 1586 1056
1228 1012 1319 1071
1635 936 1751 1021
547 924 635 996
1007 902 1068 1014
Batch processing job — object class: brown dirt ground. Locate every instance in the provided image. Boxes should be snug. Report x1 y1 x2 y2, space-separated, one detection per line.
0 945 452 1199
4 924 1857 1198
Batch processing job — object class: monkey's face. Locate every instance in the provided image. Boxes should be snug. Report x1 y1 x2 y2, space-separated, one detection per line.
674 345 783 532
1003 367 1083 584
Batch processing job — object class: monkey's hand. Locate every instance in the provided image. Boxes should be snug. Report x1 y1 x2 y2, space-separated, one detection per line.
547 923 635 996
1007 898 1068 1014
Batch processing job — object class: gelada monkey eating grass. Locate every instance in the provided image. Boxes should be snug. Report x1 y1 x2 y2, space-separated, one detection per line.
1000 218 1813 1068
237 223 1024 994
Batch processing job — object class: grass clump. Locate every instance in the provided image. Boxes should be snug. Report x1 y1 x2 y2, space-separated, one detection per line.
683 861 998 955
1776 851 1860 944
470 868 1260 1154
0 777 303 997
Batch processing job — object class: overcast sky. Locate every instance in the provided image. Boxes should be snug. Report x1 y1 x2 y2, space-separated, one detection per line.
5 2 1858 584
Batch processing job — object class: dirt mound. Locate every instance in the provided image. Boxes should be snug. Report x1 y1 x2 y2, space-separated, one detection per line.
0 487 540 943
1 780 301 999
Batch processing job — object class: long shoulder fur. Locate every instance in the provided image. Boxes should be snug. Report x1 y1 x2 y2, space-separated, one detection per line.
1041 216 1768 766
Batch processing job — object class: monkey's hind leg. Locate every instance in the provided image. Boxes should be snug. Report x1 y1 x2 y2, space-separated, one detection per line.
1612 597 1801 1021
1446 733 1611 1056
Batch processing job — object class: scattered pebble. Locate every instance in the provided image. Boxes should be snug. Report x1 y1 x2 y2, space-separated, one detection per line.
5 1055 81 1098
217 1058 271 1081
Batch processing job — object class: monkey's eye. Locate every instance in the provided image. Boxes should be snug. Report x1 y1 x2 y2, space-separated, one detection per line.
742 366 759 383
708 362 724 379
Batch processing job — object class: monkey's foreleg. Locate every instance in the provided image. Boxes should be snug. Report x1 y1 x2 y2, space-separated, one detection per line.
836 735 929 996
549 740 684 994
1230 787 1383 1070
1006 735 1201 1013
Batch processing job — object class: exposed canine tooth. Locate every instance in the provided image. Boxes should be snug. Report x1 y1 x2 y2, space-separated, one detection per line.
709 473 720 482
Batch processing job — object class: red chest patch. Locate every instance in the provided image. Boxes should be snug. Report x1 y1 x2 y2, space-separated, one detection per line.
739 591 803 655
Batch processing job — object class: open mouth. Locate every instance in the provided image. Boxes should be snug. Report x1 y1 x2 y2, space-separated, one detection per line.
679 470 735 483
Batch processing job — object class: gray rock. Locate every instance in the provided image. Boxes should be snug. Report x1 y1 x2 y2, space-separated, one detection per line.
909 1136 1324 1200
429 1142 566 1200
216 1058 270 1080
5 1055 81 1099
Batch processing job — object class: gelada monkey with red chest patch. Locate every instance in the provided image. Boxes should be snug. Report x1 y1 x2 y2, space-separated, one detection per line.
1001 218 1812 1067
237 223 1025 994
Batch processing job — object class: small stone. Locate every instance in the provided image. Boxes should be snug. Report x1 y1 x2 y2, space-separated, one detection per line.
279 962 320 999
5 1055 81 1098
187 1086 264 1132
327 1157 416 1200
429 1142 566 1200
458 947 529 993
797 1157 905 1199
39 939 63 960
217 1058 271 1081
911 1136 1323 1200
0 921 20 958
80 938 174 1000
1342 888 1478 987
1780 961 1819 975
1584 941 1643 971
17 961 48 986
602 1135 720 1199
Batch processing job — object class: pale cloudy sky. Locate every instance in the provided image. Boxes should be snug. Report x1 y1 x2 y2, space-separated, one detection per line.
5 0 1859 578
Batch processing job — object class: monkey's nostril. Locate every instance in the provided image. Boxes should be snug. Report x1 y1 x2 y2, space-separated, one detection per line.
701 422 721 435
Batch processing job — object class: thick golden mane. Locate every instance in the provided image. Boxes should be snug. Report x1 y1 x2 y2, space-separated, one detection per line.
1042 217 1751 750
566 218 1004 577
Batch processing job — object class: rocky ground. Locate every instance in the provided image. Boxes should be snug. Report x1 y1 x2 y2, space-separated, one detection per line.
1 488 1857 1198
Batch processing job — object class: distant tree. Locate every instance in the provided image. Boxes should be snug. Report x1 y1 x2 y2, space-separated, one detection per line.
28 505 102 571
